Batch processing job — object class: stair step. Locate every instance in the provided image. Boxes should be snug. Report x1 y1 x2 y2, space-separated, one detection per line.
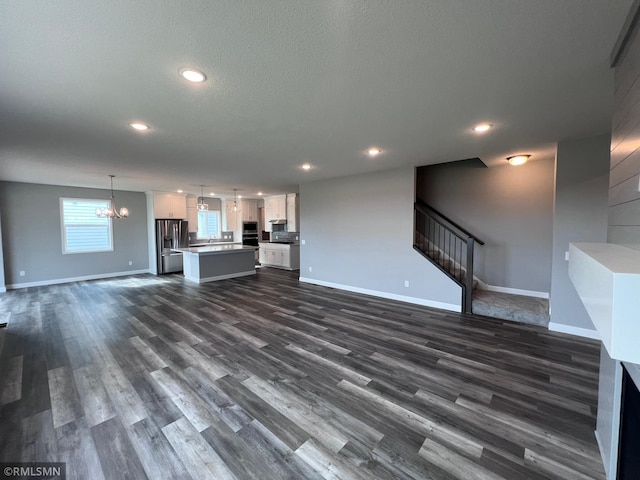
416 245 479 290
472 290 549 327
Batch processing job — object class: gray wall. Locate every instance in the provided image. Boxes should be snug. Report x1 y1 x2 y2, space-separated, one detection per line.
0 181 149 286
416 158 555 293
299 167 461 309
550 135 610 331
609 17 640 249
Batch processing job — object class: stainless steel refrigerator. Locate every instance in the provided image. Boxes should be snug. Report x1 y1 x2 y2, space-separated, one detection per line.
156 219 189 274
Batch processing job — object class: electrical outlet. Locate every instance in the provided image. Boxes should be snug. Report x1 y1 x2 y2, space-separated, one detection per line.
19 271 25 277
301 239 306 245
404 280 409 288
565 251 570 261
308 266 312 272
128 260 133 266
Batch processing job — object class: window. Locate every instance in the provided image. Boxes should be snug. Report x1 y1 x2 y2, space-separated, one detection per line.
61 198 113 253
197 210 221 239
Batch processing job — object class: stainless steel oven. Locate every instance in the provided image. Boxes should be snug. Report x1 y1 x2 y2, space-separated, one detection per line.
242 222 259 246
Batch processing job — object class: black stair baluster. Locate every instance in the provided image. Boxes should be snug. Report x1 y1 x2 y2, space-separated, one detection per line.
413 200 482 313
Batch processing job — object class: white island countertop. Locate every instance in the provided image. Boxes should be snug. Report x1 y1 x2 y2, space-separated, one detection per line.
569 242 640 364
188 241 241 247
173 245 256 255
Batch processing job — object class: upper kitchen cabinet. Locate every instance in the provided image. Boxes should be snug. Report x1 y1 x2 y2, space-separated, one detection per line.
286 194 299 232
153 193 187 219
224 199 239 232
241 199 258 222
186 196 198 233
266 195 286 221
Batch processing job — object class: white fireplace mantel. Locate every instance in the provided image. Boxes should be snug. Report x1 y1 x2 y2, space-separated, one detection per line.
568 243 640 364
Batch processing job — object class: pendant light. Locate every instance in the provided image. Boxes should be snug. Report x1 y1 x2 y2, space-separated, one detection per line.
96 175 129 218
232 189 238 213
197 185 208 211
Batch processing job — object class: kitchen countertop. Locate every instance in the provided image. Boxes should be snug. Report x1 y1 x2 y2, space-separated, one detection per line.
173 245 257 255
189 241 240 247
258 241 300 246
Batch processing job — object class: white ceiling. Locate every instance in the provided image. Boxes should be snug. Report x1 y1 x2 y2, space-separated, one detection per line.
0 0 633 198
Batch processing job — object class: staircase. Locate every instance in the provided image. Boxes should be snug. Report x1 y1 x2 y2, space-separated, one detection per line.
414 200 550 326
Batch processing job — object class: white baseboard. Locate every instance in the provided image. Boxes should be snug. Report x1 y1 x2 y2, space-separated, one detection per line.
548 322 600 340
6 269 150 290
477 281 549 299
298 277 461 312
191 270 256 284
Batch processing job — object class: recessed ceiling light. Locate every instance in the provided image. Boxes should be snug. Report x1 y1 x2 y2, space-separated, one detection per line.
507 155 530 166
209 192 215 196
238 195 243 199
368 148 382 157
301 163 312 170
473 123 492 133
257 192 263 196
129 122 150 131
177 189 183 193
179 68 207 83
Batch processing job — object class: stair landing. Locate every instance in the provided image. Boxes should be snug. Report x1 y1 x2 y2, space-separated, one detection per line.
472 290 549 327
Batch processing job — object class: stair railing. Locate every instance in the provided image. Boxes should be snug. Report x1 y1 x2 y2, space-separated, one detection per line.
413 200 484 313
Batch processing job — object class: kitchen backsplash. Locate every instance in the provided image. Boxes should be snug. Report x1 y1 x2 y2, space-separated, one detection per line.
188 231 234 243
272 231 299 242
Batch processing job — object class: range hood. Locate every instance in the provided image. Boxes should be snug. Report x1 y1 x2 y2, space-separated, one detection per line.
269 219 287 224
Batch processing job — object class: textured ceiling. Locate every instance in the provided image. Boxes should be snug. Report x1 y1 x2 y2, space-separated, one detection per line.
0 0 633 197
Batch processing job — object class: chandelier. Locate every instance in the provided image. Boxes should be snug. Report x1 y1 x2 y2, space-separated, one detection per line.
96 175 129 218
197 185 208 211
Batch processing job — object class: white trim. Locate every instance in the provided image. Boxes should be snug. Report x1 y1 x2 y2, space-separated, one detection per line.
548 322 600 340
6 269 150 290
298 277 461 312
477 280 549 299
188 270 256 284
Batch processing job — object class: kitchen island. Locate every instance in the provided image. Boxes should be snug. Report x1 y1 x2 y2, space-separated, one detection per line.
258 242 300 270
172 245 257 283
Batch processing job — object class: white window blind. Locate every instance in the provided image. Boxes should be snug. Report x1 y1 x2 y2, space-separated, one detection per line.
61 198 113 253
197 210 221 239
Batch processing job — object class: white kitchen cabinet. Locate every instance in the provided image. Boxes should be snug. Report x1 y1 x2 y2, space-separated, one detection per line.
241 199 258 222
186 196 198 232
187 211 198 233
259 243 300 270
286 194 299 232
266 195 286 220
264 195 286 232
224 200 240 232
153 193 187 219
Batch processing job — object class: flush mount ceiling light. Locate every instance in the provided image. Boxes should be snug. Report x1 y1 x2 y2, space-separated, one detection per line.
197 185 208 211
129 122 150 131
301 163 312 170
507 154 530 166
179 67 207 83
473 123 493 133
368 148 382 157
96 175 129 218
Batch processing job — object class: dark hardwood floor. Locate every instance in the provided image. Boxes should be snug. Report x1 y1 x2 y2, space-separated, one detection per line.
0 268 604 479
